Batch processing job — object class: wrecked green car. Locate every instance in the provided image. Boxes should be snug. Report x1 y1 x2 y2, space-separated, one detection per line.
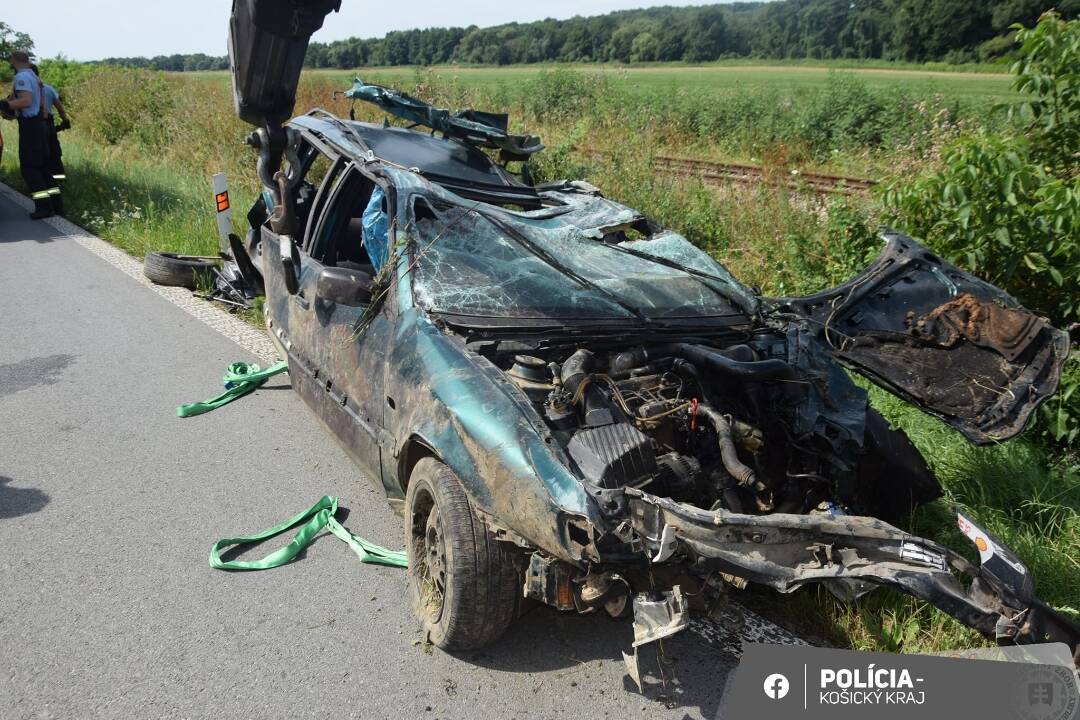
215 80 1078 662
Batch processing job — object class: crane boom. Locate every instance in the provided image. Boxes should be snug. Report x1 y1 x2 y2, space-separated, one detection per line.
227 0 340 247
228 0 341 129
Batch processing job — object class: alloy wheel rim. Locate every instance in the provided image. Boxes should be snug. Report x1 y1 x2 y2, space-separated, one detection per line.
412 490 446 623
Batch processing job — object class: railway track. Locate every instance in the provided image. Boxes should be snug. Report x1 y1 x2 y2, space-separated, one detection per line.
652 155 878 196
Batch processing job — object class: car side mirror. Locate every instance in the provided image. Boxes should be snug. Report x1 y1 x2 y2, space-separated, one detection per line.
315 266 373 307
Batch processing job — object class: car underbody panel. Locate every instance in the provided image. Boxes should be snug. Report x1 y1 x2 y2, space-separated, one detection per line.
768 231 1070 444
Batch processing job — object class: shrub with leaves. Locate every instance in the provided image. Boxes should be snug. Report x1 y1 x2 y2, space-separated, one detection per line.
884 12 1080 449
37 57 94 94
1010 14 1080 174
1041 352 1080 447
884 133 1079 321
67 66 175 148
520 69 611 123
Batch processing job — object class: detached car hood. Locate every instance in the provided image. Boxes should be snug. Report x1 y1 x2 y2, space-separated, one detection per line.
768 230 1069 444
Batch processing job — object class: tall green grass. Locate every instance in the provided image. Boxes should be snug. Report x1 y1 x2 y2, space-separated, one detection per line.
1 129 257 259
849 384 1079 651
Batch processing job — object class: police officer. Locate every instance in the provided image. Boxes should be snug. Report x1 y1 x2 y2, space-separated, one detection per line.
0 51 58 219
31 63 70 215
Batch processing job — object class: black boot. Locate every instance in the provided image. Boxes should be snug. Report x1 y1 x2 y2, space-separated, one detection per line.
51 195 64 216
30 200 54 220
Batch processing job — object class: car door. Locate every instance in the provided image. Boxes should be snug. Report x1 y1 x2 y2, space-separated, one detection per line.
299 163 398 492
262 138 391 489
261 133 342 349
768 229 1069 444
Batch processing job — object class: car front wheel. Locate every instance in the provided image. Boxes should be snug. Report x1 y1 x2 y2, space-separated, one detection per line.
405 457 522 650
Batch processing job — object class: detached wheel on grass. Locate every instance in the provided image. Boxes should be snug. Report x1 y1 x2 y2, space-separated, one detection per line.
406 457 522 650
143 252 218 289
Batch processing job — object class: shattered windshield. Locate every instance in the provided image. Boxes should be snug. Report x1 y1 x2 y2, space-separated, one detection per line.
411 201 754 323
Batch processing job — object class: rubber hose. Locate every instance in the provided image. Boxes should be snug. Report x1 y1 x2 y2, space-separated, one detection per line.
655 343 795 382
560 348 595 395
698 404 774 511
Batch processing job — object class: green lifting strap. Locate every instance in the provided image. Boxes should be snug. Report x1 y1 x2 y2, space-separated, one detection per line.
209 495 408 570
177 361 289 417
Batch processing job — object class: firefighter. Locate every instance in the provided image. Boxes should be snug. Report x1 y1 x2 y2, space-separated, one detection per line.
0 51 58 219
32 64 70 215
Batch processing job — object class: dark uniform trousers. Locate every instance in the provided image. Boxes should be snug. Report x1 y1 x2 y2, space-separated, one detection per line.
44 116 64 213
45 117 64 182
18 115 59 214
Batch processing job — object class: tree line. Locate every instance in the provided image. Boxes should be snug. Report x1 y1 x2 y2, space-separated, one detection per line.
0 21 35 81
95 0 1079 70
94 53 229 72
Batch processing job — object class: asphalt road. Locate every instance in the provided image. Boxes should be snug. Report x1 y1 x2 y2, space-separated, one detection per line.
0 188 794 719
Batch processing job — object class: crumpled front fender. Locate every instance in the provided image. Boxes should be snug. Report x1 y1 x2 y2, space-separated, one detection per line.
626 487 1080 666
387 310 602 562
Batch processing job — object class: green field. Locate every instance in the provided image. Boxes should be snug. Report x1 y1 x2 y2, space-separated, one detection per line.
191 62 1018 105
371 64 1015 103
198 62 1015 104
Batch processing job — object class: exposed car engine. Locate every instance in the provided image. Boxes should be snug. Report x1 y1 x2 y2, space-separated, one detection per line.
496 328 939 526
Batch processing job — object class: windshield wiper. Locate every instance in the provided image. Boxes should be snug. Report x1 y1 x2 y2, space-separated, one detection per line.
479 211 654 326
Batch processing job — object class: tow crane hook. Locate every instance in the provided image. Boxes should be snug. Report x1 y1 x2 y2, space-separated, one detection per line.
245 124 303 236
246 124 305 294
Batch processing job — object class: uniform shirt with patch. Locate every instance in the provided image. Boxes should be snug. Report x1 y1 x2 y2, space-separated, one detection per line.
12 68 42 118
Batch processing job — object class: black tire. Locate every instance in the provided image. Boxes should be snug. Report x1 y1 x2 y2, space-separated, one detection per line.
405 457 522 650
143 252 218 289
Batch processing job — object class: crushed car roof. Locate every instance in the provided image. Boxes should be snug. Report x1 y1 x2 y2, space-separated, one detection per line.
290 111 541 205
343 79 544 160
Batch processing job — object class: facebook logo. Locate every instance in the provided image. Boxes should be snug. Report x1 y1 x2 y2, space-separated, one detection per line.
763 673 790 700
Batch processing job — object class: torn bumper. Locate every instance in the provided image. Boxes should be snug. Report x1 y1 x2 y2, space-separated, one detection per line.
625 487 1080 666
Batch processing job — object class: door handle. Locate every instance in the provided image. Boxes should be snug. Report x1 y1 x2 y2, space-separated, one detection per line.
294 290 310 310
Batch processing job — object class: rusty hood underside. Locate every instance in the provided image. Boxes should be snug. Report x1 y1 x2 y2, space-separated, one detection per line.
768 231 1069 444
